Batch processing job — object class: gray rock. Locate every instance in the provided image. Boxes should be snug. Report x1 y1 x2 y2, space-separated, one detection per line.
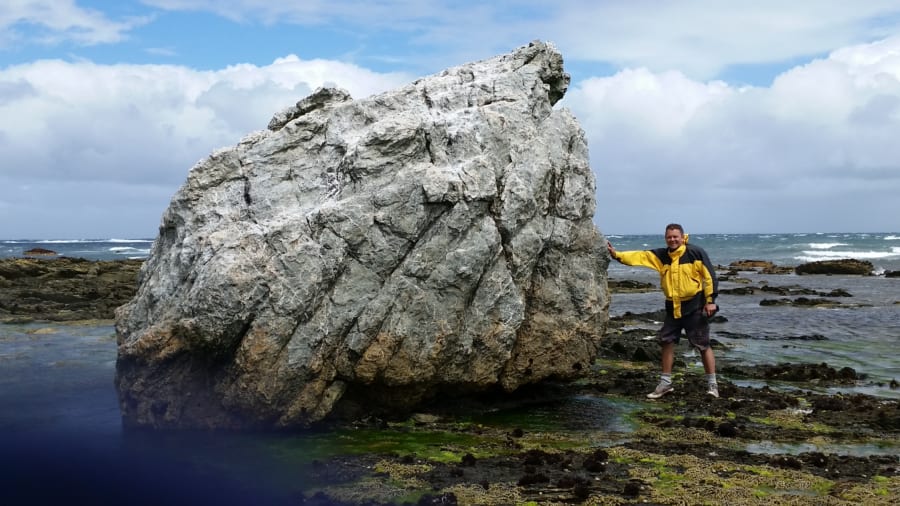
115 41 610 429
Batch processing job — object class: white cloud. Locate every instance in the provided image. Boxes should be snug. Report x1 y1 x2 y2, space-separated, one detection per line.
138 1 900 80
565 35 900 233
553 0 900 78
0 54 410 237
0 0 150 48
145 46 177 57
0 55 411 186
2 1 900 236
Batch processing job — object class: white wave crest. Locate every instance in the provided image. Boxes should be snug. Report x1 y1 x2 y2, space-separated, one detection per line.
885 235 900 241
798 249 899 261
26 238 152 244
807 242 848 249
109 246 151 254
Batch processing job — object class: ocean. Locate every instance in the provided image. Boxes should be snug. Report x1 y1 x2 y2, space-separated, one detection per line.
0 238 154 261
4 232 899 270
1 232 899 503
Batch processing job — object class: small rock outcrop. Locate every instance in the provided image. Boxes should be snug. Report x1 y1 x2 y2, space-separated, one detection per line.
23 247 59 256
795 259 873 275
729 260 775 270
115 41 610 429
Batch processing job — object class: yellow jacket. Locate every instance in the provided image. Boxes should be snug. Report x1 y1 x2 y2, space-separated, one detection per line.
612 236 718 318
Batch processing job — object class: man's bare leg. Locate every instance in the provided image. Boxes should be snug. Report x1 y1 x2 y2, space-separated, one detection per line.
701 347 719 397
700 347 716 374
661 342 675 373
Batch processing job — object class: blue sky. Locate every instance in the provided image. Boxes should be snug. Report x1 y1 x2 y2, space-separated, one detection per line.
2 0 900 238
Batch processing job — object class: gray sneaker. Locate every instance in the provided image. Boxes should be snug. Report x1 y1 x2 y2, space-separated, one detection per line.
707 384 719 398
647 383 674 399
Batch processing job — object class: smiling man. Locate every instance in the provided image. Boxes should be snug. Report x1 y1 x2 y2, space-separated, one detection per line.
607 224 720 399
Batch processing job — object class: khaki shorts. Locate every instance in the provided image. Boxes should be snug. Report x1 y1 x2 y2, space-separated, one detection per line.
657 309 711 351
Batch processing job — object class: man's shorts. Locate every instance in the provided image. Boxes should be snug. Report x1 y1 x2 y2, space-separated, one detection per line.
657 309 711 350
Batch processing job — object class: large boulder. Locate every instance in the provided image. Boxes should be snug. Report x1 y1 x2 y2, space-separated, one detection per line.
115 41 610 429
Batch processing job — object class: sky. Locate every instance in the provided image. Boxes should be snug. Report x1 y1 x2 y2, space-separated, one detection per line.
2 1 900 238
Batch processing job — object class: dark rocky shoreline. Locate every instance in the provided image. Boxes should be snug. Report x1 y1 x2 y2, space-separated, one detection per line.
0 257 142 323
2 258 897 504
288 308 898 505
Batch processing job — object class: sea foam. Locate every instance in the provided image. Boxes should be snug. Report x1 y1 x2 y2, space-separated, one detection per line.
807 242 848 249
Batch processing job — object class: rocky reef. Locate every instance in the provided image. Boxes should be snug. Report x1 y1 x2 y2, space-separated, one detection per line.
795 258 874 275
115 41 610 429
0 257 142 323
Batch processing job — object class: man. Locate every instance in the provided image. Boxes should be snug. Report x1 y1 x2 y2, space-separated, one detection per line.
607 224 720 398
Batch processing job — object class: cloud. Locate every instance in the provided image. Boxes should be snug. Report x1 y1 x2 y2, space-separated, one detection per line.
0 0 150 48
564 34 900 232
0 54 410 237
138 1 900 80
0 55 410 186
2 1 900 236
0 177 174 239
145 46 178 57
553 0 900 78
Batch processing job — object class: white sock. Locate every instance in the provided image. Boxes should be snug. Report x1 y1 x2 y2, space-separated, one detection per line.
660 374 672 386
706 373 717 386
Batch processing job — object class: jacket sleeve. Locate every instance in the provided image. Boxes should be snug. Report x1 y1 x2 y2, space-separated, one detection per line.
697 248 718 303
613 250 664 272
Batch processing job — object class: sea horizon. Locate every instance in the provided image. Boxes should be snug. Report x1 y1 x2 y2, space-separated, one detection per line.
4 232 900 271
3 230 899 240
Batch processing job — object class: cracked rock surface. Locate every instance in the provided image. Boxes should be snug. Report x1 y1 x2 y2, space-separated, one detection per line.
115 41 610 429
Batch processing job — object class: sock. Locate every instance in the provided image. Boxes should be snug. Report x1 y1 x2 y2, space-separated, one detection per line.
660 374 672 386
706 373 717 386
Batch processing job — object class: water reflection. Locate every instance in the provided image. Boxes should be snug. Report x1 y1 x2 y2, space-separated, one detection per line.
747 440 900 459
470 394 640 434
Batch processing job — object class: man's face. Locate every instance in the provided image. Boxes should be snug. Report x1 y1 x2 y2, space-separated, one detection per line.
665 229 684 250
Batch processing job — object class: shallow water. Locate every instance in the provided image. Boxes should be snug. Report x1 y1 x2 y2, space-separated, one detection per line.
3 248 898 502
469 394 640 434
0 322 641 503
609 267 900 400
746 440 900 458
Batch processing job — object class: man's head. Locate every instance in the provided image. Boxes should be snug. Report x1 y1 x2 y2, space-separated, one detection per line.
665 223 685 251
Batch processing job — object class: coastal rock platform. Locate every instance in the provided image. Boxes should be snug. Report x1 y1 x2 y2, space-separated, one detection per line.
277 310 899 505
0 257 142 323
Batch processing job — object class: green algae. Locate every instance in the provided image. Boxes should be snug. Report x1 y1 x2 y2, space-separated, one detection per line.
264 425 494 465
269 359 898 504
613 447 849 505
751 409 835 434
301 420 898 505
